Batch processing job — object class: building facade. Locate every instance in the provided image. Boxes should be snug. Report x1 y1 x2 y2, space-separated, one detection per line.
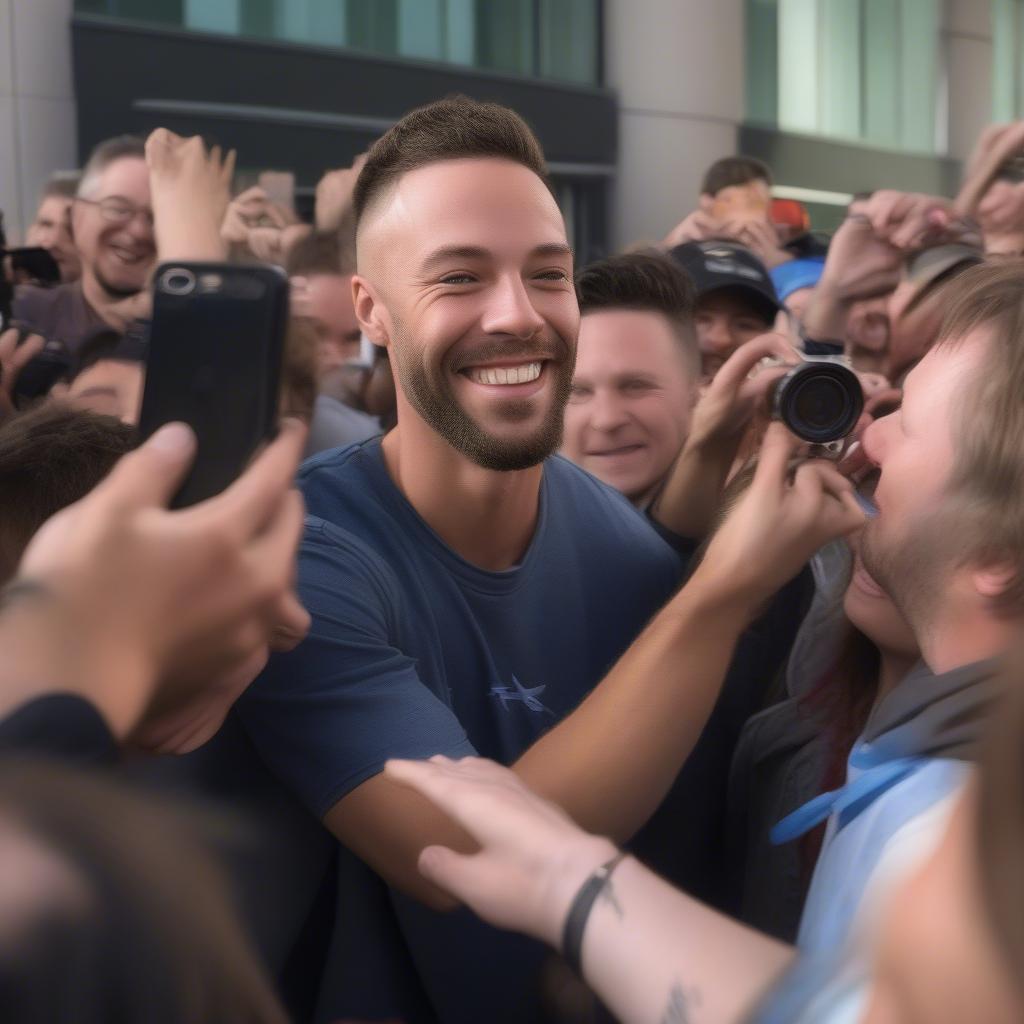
0 0 1009 251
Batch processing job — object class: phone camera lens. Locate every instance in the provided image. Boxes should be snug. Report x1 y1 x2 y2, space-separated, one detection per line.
160 269 197 296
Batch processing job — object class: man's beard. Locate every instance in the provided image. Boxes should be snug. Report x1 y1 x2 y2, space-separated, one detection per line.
860 510 950 637
94 263 146 301
391 327 575 472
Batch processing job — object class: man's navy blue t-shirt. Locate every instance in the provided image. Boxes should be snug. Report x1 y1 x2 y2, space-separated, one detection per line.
238 437 681 1022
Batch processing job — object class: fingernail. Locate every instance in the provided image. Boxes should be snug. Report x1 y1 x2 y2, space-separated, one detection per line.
149 422 195 453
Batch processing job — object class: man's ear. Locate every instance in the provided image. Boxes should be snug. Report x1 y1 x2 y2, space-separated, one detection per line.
698 193 715 213
351 275 389 349
974 563 1018 602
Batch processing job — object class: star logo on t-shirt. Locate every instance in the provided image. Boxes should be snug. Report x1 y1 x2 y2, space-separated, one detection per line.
490 675 554 716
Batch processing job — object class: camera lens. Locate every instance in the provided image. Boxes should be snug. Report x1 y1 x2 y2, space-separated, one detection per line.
772 361 864 443
159 268 196 296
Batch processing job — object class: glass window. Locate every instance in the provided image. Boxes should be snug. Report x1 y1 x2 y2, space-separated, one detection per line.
74 0 601 86
747 0 940 154
993 0 1024 120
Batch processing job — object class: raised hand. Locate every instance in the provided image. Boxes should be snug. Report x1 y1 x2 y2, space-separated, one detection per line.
146 128 236 261
13 417 310 752
690 421 865 615
386 755 617 947
315 154 367 233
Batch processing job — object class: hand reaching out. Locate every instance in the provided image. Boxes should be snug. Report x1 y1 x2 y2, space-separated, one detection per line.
315 154 367 233
12 417 310 751
146 129 236 262
691 421 865 615
386 755 617 948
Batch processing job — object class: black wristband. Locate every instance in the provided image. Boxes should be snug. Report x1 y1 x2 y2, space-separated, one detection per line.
561 850 627 976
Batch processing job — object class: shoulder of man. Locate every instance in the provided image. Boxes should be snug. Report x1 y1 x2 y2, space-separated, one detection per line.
545 453 684 567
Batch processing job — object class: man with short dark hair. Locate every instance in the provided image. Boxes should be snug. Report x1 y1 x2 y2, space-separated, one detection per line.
13 136 154 352
700 154 773 217
0 403 134 582
239 96 859 1022
562 251 699 505
670 240 781 379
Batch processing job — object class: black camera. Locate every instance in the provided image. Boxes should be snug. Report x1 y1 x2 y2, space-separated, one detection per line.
771 361 864 444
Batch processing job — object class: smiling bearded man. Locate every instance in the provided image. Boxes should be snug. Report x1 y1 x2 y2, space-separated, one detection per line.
236 97 854 1023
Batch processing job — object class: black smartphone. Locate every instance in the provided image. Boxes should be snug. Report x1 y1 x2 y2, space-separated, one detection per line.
137 261 289 507
8 247 61 285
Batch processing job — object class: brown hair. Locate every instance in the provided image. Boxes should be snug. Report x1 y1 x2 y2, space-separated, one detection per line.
0 405 134 583
352 96 550 228
285 229 345 277
701 155 772 197
0 758 286 1024
575 251 699 374
279 318 318 422
77 135 146 200
933 260 1024 607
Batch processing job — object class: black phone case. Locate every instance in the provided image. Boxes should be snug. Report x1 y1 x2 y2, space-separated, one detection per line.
137 262 289 508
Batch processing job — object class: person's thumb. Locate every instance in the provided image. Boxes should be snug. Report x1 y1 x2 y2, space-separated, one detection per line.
97 422 197 510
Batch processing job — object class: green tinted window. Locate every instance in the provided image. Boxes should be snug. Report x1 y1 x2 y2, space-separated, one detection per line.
74 0 601 85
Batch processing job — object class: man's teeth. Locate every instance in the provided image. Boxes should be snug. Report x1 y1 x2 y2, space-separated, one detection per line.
468 362 542 385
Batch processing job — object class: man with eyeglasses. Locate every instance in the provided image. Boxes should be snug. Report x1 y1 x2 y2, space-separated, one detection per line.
12 136 155 354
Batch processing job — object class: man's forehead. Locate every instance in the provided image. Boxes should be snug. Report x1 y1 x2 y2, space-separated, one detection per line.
906 329 987 403
98 157 150 194
360 158 566 260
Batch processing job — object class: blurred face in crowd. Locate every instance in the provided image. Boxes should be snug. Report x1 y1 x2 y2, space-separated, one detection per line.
302 273 362 376
859 336 986 630
71 157 155 299
862 784 1023 1024
707 179 772 225
66 359 144 425
563 309 697 504
846 297 891 376
355 158 578 471
694 289 773 379
25 196 81 283
885 280 949 386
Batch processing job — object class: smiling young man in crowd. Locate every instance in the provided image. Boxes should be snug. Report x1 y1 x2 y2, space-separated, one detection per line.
238 97 861 1022
561 251 700 508
13 136 155 352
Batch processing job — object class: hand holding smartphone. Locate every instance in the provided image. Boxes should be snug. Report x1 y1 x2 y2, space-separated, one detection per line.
136 262 289 507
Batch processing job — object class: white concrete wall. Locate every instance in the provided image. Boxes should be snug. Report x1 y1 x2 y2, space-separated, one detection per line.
0 0 77 244
943 0 993 163
604 0 745 249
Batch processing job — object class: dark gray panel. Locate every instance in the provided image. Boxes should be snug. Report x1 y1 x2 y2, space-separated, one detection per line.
739 124 962 198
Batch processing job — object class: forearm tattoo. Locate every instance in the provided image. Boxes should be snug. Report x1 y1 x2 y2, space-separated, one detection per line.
659 982 699 1024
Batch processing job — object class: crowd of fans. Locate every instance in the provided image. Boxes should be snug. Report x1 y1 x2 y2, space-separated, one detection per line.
0 91 1022 1024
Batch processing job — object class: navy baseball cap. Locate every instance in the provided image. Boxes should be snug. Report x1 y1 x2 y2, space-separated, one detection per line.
669 240 781 323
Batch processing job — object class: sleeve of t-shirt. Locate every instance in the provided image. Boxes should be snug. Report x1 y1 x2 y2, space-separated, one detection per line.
236 517 476 818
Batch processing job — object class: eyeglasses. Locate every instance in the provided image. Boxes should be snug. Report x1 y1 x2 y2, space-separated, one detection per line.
75 196 155 228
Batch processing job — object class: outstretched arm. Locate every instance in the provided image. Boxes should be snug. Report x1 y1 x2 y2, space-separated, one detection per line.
387 755 794 1024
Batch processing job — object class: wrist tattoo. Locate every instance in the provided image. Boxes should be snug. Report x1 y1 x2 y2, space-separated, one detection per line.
659 982 700 1024
598 878 624 919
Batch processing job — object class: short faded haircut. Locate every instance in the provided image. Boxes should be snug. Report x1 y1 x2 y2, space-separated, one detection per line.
77 135 146 200
701 155 772 197
575 251 699 375
934 259 1024 607
352 96 551 229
